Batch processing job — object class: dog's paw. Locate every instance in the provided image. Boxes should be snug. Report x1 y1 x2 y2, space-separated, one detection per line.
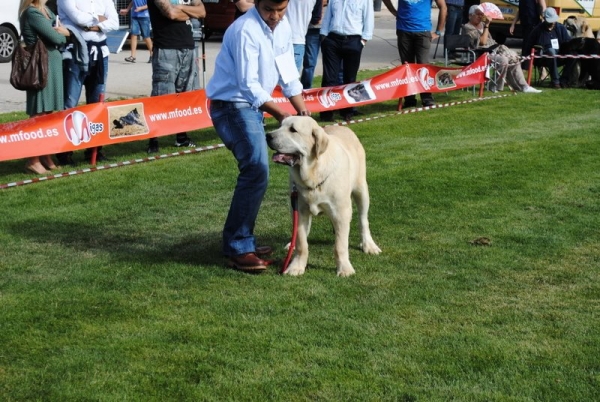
284 261 306 276
361 241 382 255
338 265 356 278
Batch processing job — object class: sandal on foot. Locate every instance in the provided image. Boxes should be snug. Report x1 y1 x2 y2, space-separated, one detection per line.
125 56 136 63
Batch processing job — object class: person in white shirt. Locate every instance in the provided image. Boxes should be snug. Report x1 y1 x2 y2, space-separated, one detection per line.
319 0 374 122
57 0 118 163
206 0 310 273
285 0 317 71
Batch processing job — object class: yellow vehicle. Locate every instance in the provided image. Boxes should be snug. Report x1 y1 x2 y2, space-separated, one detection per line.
488 0 600 43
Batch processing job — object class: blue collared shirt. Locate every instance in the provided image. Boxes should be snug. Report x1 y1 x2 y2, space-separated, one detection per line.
206 7 303 109
320 0 374 40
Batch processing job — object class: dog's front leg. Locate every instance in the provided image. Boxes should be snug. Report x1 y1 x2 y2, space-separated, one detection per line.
285 205 311 276
353 186 382 255
331 208 355 277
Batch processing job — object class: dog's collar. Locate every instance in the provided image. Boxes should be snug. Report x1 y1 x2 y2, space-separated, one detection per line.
295 174 330 191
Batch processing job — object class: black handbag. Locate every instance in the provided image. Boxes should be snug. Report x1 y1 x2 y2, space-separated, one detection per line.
10 39 49 91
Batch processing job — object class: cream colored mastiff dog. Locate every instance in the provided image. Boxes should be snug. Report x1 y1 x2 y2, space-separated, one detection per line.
266 116 382 277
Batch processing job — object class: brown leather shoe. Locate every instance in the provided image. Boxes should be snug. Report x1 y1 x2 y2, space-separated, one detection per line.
228 253 268 273
255 245 273 257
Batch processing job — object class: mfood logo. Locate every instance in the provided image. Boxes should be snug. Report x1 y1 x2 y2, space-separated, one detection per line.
63 111 104 146
317 88 342 109
417 67 435 91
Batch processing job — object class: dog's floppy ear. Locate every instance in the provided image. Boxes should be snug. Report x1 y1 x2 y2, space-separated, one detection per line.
582 21 591 35
311 121 329 159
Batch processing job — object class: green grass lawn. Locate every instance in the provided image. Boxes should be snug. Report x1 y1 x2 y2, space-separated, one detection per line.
1 81 599 401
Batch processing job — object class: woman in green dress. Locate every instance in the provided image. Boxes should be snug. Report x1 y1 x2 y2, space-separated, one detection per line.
19 0 70 175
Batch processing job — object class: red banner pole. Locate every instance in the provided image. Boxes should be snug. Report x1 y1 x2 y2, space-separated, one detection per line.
527 48 535 86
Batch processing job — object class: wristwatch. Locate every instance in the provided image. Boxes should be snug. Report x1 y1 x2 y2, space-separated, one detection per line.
435 30 442 35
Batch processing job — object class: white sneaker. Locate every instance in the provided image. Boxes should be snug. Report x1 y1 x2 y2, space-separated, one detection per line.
523 86 542 93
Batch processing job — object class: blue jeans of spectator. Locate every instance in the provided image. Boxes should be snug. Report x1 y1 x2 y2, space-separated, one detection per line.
63 55 108 109
538 47 575 85
130 17 151 38
209 100 269 257
301 27 321 89
445 5 463 37
293 43 305 73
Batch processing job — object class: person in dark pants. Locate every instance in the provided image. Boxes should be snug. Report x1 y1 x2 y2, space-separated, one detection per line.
510 0 546 62
319 0 374 122
524 7 573 89
383 0 447 108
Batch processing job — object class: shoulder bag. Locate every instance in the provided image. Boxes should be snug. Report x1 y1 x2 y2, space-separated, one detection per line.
10 39 49 91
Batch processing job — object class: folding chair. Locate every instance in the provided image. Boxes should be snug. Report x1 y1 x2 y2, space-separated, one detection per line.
444 34 477 67
444 35 479 95
531 45 564 87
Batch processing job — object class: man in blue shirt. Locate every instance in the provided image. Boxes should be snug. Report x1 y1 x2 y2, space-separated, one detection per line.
524 7 574 89
207 0 310 273
383 0 447 108
319 0 374 122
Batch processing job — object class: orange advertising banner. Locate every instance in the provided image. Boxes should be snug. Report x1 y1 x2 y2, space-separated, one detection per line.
0 55 488 162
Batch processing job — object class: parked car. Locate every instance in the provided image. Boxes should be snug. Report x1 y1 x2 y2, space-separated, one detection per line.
202 0 237 39
0 0 20 63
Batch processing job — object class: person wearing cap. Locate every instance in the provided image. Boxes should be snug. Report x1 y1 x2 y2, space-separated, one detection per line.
524 7 574 89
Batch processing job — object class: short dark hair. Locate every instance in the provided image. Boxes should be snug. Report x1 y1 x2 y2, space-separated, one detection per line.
255 0 289 4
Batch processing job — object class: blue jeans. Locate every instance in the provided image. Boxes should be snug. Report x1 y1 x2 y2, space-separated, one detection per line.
63 55 108 109
445 5 463 37
293 43 305 73
209 100 269 257
151 47 195 96
300 28 321 89
130 17 151 39
537 47 575 85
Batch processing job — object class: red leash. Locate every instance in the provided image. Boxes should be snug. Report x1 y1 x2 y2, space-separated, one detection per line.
280 185 298 274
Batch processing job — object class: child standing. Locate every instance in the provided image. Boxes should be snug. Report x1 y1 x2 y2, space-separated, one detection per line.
120 0 153 63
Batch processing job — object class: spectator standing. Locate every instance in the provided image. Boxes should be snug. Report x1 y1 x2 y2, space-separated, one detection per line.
286 0 317 71
382 0 447 108
206 0 310 273
319 0 374 122
463 5 541 93
444 0 464 59
57 0 119 164
445 0 464 39
19 0 70 174
524 7 573 89
509 0 546 59
120 0 153 63
146 0 206 154
300 0 324 88
233 0 254 19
